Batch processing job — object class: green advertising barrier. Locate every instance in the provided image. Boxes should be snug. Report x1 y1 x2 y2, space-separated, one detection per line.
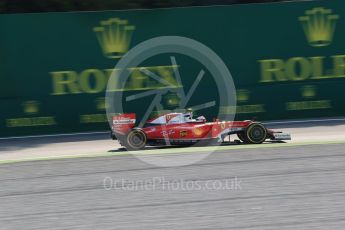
1 0 345 137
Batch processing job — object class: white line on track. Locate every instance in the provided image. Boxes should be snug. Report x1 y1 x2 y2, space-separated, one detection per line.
264 118 345 125
0 131 109 140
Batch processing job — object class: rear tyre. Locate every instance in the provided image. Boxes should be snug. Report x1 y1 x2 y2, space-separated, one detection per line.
124 129 147 151
245 123 267 144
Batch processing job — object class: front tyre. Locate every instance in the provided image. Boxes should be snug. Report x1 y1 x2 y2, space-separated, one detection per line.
124 129 147 151
245 123 267 144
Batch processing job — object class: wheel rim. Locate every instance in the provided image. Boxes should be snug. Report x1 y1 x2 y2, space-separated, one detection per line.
128 131 146 149
248 125 266 143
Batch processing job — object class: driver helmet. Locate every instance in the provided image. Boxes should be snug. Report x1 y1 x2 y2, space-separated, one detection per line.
184 108 193 120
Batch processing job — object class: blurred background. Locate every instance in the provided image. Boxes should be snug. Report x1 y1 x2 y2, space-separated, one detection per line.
2 0 344 137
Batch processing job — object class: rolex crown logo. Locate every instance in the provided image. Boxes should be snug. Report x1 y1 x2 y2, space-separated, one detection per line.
301 85 317 99
95 97 108 111
237 90 250 103
23 101 39 115
299 7 339 47
93 18 135 58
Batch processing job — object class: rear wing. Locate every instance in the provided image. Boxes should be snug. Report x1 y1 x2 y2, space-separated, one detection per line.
112 113 136 135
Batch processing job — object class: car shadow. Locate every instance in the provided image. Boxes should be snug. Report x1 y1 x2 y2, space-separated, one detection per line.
107 140 287 152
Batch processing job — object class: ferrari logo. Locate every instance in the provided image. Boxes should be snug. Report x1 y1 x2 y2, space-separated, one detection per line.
220 122 226 130
180 130 188 137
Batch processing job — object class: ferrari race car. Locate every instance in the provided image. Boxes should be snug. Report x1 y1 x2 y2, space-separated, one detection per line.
110 111 291 150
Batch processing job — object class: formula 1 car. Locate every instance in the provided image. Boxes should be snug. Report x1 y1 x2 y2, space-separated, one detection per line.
110 111 291 150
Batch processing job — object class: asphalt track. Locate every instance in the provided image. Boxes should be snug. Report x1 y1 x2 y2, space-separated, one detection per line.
0 119 345 229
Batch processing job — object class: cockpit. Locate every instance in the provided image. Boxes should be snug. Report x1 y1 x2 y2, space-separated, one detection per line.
147 111 206 125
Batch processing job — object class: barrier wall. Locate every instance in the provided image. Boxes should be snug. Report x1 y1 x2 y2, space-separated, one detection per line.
1 0 344 137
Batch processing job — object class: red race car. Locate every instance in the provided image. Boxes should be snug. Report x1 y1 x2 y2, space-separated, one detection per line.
110 111 291 150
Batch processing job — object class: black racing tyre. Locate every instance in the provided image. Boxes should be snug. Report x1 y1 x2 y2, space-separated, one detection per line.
237 132 249 143
245 123 267 144
124 129 147 151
